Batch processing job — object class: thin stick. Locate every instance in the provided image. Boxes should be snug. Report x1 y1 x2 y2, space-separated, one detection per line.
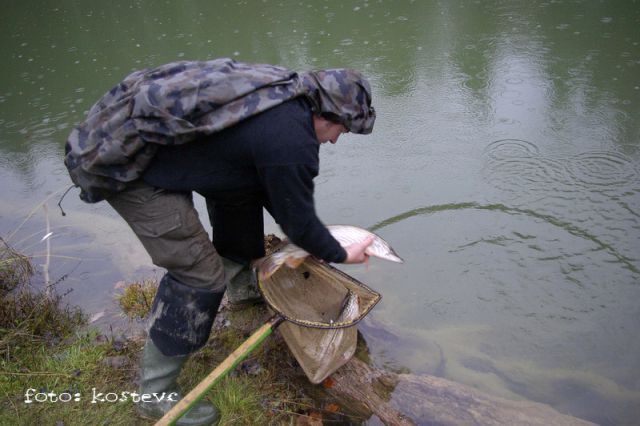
0 371 72 377
12 225 73 249
24 254 85 261
270 399 366 420
154 315 284 426
42 204 52 298
7 187 68 242
3 389 20 421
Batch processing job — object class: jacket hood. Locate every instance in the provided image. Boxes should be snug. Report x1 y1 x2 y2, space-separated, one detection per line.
301 69 376 134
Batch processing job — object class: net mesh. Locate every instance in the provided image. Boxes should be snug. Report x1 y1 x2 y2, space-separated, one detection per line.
257 251 381 383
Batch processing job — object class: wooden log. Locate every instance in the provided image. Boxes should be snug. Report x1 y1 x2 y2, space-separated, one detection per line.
316 355 414 426
317 356 596 426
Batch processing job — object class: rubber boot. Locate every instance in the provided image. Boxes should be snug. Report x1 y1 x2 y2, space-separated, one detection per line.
222 257 263 310
137 339 220 425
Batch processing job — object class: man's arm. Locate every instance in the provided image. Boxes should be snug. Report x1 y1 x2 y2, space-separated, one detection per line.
259 163 347 263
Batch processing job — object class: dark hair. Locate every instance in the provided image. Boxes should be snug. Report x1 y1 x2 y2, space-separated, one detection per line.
320 112 347 127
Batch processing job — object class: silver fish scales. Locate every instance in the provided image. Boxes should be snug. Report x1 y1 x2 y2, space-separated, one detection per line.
255 225 403 280
329 289 360 325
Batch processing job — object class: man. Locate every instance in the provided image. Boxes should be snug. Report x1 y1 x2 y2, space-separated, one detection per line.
64 58 376 425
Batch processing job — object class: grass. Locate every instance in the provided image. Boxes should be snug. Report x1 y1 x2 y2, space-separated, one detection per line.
0 237 33 294
0 237 145 425
0 330 141 426
1 242 334 426
210 375 266 425
0 285 86 360
116 278 158 320
0 236 84 363
175 302 321 425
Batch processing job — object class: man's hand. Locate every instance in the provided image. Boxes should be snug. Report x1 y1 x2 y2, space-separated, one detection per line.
343 235 375 264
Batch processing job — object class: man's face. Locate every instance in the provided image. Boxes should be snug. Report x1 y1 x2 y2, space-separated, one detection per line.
313 116 348 144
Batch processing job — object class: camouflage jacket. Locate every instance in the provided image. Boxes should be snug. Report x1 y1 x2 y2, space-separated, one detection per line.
64 58 375 203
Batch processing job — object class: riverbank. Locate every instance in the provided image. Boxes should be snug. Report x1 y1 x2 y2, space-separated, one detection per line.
0 237 356 425
1 235 601 426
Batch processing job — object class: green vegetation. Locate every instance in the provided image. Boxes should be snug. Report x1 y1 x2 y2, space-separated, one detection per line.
0 330 141 425
0 237 33 293
116 278 157 320
0 237 140 425
0 237 84 363
1 239 340 425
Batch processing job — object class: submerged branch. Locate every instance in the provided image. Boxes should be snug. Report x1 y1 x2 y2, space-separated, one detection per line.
42 204 52 298
6 187 69 243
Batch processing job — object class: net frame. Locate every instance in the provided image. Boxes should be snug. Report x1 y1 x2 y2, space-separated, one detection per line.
256 252 381 329
256 249 382 383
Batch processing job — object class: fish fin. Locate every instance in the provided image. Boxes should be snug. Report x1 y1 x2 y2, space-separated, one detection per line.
366 247 404 263
284 256 307 269
386 244 404 263
255 256 284 281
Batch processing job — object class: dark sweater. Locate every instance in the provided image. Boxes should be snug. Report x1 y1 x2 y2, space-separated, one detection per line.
142 98 347 263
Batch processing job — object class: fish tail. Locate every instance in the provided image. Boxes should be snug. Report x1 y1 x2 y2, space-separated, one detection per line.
254 255 284 281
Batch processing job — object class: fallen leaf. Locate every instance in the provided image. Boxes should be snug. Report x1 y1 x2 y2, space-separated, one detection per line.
295 411 323 426
325 403 340 413
309 411 323 421
102 356 128 369
322 377 335 388
89 311 105 323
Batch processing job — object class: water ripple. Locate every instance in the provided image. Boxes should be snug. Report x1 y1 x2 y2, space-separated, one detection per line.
565 151 639 187
484 139 540 160
483 140 640 193
369 202 639 275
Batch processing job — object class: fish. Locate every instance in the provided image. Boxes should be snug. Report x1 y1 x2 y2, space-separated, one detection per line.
294 289 361 384
254 225 403 280
329 289 360 325
314 289 360 375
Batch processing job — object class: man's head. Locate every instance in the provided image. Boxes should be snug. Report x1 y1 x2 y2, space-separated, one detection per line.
301 69 376 135
313 115 348 144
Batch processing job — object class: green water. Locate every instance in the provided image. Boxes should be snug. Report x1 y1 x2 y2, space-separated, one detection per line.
1 1 639 424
